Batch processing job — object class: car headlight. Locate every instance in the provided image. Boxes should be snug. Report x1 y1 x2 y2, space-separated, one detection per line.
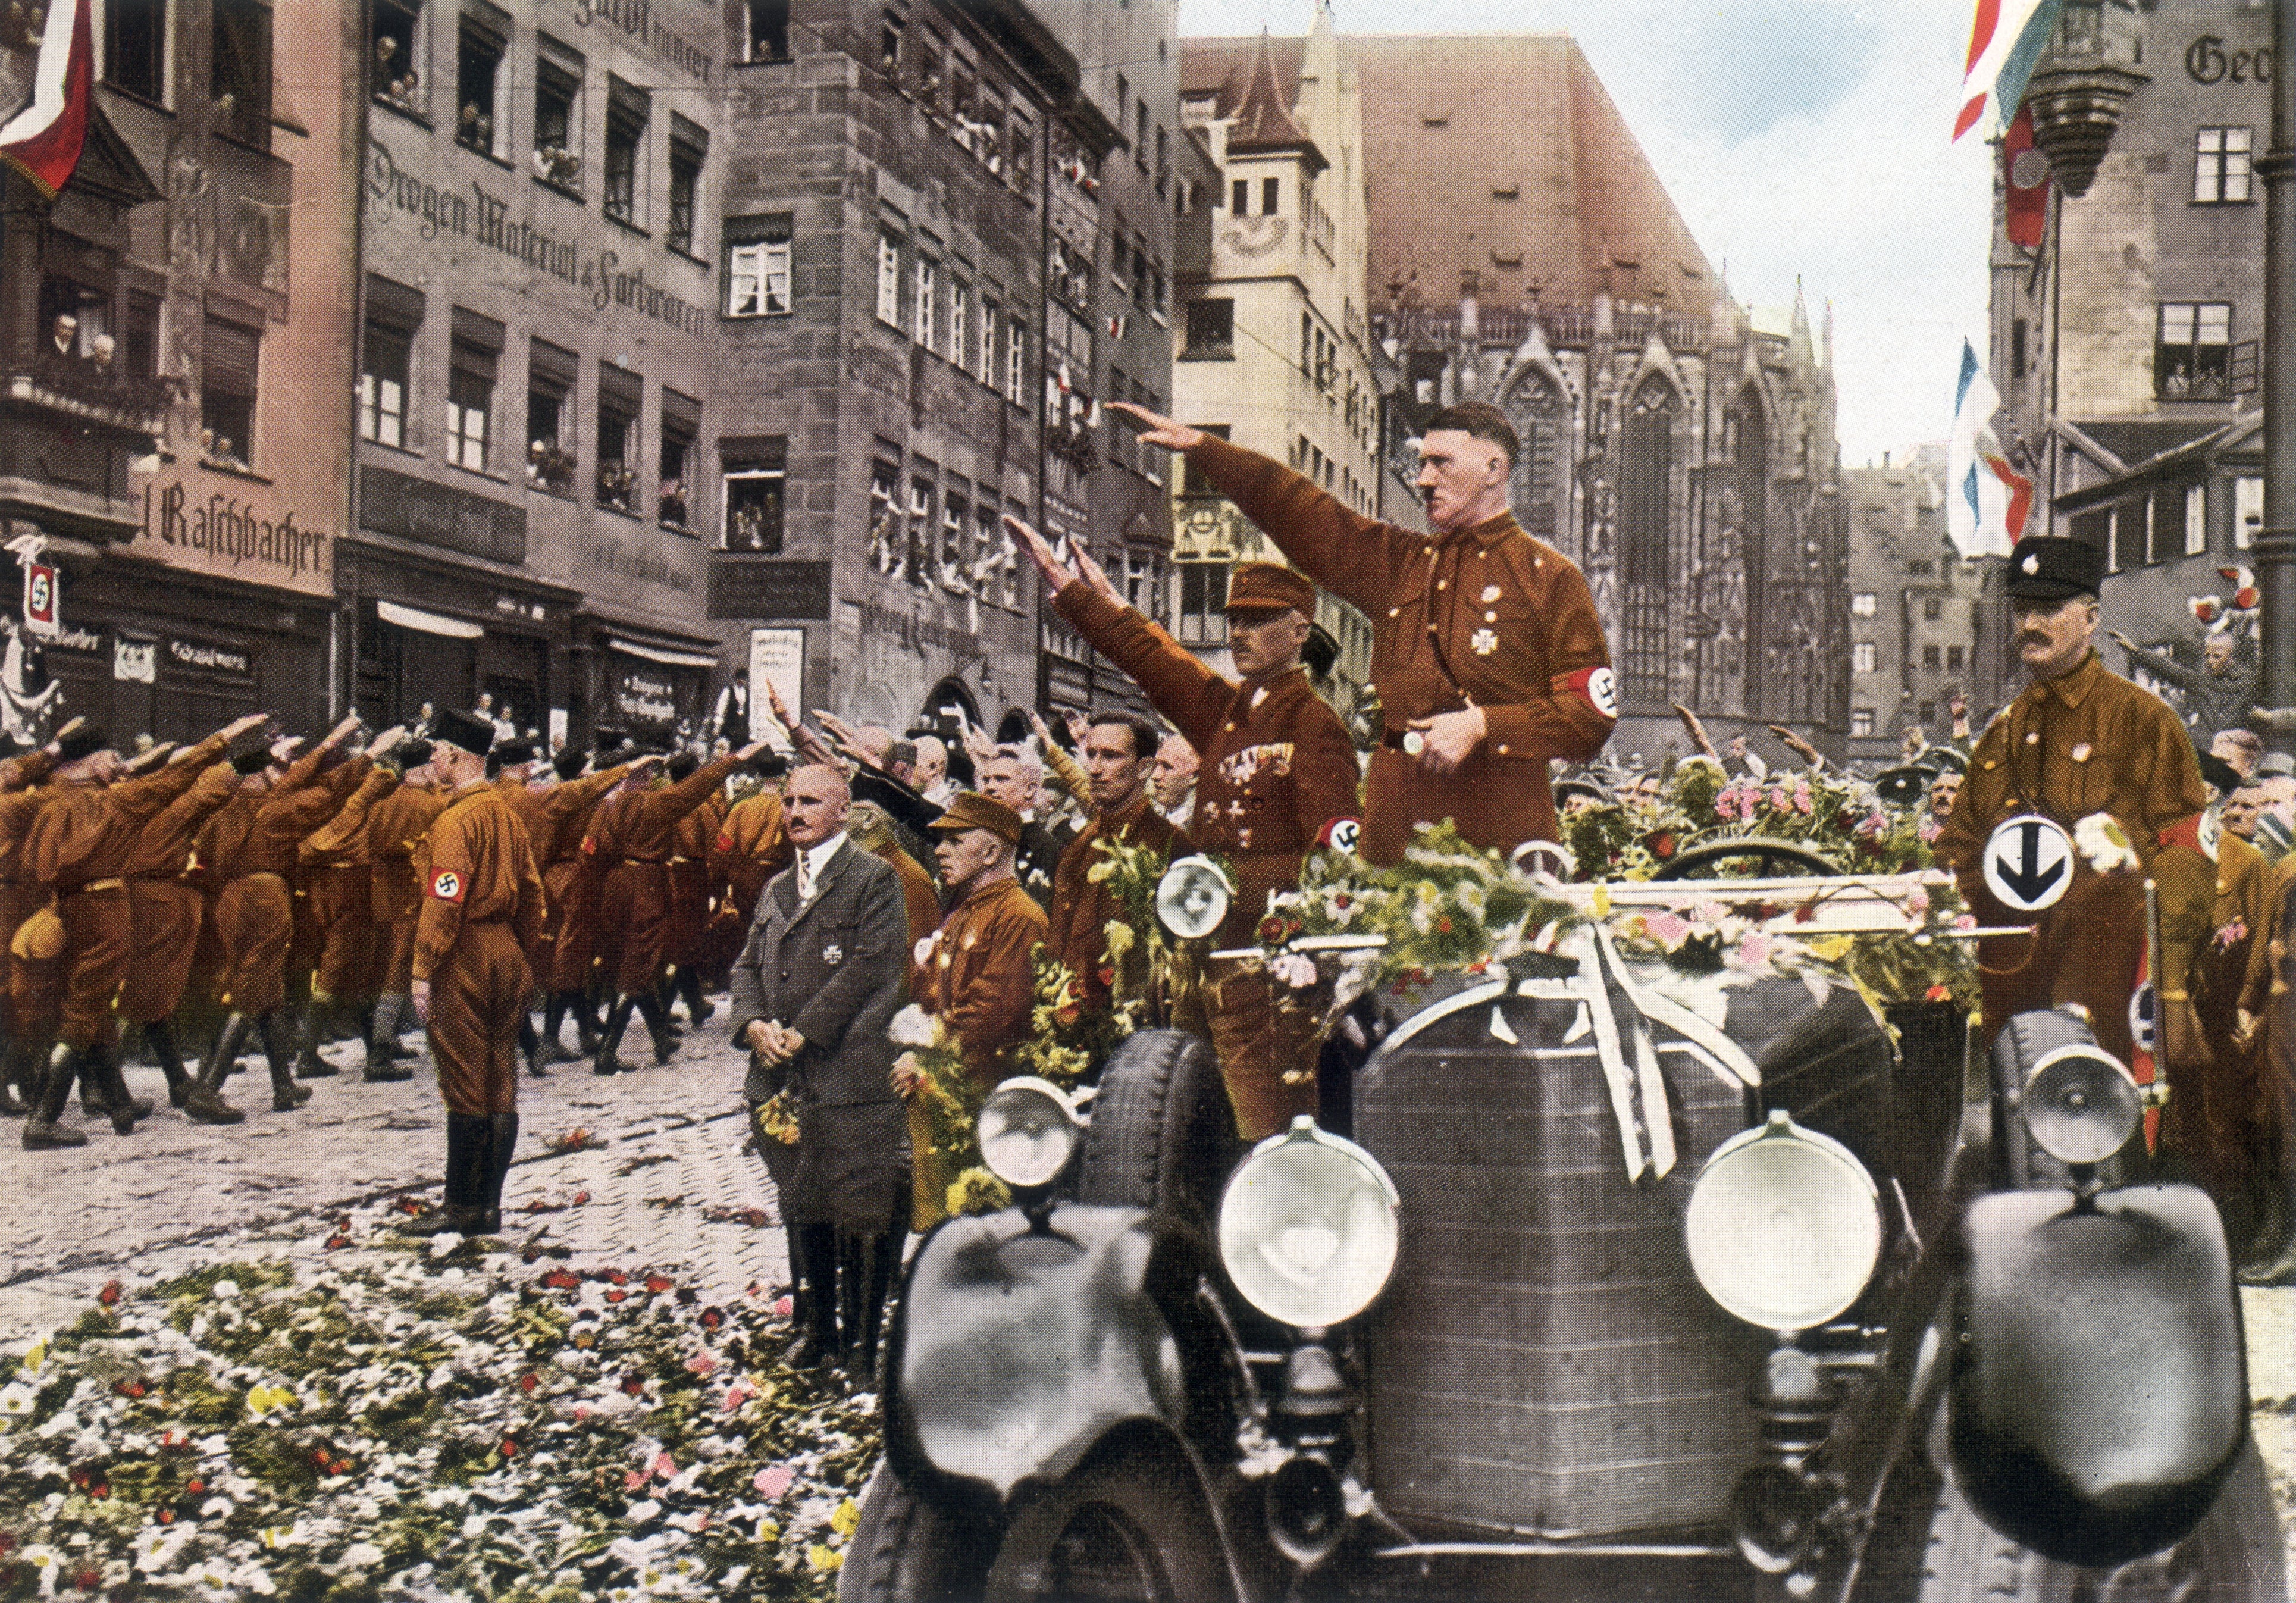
977 1076 1083 1190
2022 1042 2141 1166
1685 1110 1882 1333
1155 855 1232 941
1218 1118 1400 1328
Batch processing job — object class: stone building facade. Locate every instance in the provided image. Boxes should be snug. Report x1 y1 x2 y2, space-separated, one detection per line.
1842 447 2012 763
1991 0 2273 692
1337 33 1849 761
2 0 355 742
1174 15 1381 689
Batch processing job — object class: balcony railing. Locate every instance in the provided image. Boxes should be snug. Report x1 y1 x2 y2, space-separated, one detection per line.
3 350 172 431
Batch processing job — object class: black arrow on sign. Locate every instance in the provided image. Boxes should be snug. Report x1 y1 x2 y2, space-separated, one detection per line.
1994 820 2065 904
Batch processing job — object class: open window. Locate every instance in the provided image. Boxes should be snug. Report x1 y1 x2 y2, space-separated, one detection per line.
596 362 641 512
456 10 506 156
104 0 168 104
659 389 700 530
211 0 272 145
603 77 649 226
723 437 788 553
534 43 582 190
361 275 424 450
740 0 790 64
526 338 577 491
667 116 707 255
724 215 793 317
202 313 261 468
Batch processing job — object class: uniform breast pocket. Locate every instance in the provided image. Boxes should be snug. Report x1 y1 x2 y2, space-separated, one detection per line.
815 919 859 969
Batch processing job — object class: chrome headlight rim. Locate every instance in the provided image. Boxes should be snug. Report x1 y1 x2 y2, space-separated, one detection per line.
1217 1117 1401 1329
2021 1041 2142 1167
1155 854 1234 941
976 1075 1085 1191
1684 1109 1884 1335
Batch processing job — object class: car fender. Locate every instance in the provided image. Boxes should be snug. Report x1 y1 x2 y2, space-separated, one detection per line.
882 1204 1194 1504
1946 1182 2248 1568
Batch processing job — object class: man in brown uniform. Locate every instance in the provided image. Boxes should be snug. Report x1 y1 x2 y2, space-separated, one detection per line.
1935 537 2212 1073
1114 399 1617 864
584 738 769 1073
533 746 650 1063
851 772 942 950
660 750 723 1030
181 716 369 1123
1017 521 1361 1137
290 730 409 1079
20 713 265 1146
897 791 1047 1230
365 741 450 1075
707 756 792 977
1044 712 1186 1017
0 728 63 1115
402 709 547 1236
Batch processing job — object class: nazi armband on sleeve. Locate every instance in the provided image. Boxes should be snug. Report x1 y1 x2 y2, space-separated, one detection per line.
1562 665 1620 724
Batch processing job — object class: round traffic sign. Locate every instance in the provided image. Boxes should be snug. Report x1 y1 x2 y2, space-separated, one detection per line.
1981 813 2075 913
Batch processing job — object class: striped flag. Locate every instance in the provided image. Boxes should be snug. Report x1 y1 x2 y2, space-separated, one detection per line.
1947 340 2032 559
1953 0 2066 142
0 0 94 198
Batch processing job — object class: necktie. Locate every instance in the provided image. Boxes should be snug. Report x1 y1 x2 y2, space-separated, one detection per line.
797 857 813 904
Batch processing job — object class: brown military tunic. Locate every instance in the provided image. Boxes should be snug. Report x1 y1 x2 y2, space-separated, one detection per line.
26 731 234 1047
1185 434 1615 865
367 779 452 995
414 782 546 1116
300 766 399 1003
666 802 716 973
1045 792 1184 1016
917 876 1047 1093
118 759 240 1026
1054 581 1360 1136
0 751 57 1028
528 765 629 992
583 754 743 998
200 749 369 1019
1935 649 2209 1065
713 788 791 925
875 838 943 951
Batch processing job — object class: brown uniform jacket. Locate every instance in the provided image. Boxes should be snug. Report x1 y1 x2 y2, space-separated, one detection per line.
300 767 399 871
1185 434 1615 863
26 731 234 896
535 767 629 869
875 838 943 950
124 761 241 881
713 788 792 905
1045 792 1184 1013
0 749 55 795
1055 581 1360 943
918 875 1047 1091
583 755 743 866
413 782 546 983
493 774 551 846
366 782 452 926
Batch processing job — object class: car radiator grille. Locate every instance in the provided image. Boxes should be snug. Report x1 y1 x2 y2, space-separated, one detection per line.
1355 988 1771 1541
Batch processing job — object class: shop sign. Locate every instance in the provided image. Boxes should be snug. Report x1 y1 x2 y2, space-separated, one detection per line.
168 638 254 678
707 557 832 620
615 668 679 724
748 628 804 744
114 638 156 684
131 481 334 599
45 623 102 655
361 465 527 566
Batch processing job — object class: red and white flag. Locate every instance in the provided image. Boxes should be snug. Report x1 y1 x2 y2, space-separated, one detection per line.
0 0 94 198
1953 0 2064 143
2001 102 2051 249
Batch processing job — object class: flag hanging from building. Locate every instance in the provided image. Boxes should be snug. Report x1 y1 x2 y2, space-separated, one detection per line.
2002 102 2051 248
0 0 94 198
1948 340 2032 559
1953 0 2065 142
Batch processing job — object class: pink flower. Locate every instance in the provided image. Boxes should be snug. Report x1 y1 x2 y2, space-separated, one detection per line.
1793 782 1815 816
654 1451 678 1480
1768 788 1790 813
625 1469 650 1491
1905 886 1929 916
1953 913 1977 932
1731 934 1775 971
1645 912 1691 946
723 1382 755 1411
753 1464 795 1500
685 1354 717 1377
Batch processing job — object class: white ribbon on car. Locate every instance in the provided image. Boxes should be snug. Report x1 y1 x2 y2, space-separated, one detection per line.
1540 928 1763 1184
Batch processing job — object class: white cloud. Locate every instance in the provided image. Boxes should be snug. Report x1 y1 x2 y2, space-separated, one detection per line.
1175 0 1996 462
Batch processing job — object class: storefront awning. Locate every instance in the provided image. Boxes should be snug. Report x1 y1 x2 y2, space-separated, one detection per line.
377 600 484 640
608 636 716 669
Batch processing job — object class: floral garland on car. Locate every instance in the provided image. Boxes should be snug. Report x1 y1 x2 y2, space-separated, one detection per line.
0 1232 879 1602
1563 759 1935 881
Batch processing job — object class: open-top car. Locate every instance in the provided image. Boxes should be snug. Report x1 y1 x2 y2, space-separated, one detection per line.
841 844 2285 1603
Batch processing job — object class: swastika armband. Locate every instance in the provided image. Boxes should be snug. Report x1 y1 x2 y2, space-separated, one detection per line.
1565 665 1620 721
430 868 466 903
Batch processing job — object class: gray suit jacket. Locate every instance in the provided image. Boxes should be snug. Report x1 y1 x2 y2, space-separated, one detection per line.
729 838 908 1107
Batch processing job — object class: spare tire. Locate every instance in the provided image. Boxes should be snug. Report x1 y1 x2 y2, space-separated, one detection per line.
1073 1029 1238 1225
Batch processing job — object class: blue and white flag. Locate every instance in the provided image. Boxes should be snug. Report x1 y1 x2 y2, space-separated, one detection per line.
1947 340 2032 559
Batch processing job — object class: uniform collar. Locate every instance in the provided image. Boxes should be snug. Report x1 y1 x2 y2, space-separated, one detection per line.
956 869 1021 909
1452 510 1521 550
2034 649 2104 709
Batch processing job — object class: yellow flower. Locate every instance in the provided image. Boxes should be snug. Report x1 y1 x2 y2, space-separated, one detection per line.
1102 922 1135 963
1086 860 1115 884
1592 884 1612 919
1804 934 1854 963
246 1383 299 1416
831 1498 862 1536
807 1544 845 1573
21 1339 45 1375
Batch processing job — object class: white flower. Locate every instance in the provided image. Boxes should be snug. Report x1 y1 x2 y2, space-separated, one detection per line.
1454 881 1489 922
2072 812 2139 875
339 1542 385 1570
1268 952 1319 990
136 1526 196 1573
0 1381 35 1416
211 1280 239 1300
887 1003 939 1048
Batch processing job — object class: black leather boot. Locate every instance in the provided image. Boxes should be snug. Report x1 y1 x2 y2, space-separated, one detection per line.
479 1110 519 1232
538 993 575 1064
850 1230 904 1388
593 997 635 1076
364 994 414 1082
399 1113 491 1236
81 1042 140 1134
785 1224 840 1369
574 994 602 1056
260 1013 310 1111
20 1044 87 1150
674 968 712 1027
294 997 339 1078
0 1035 30 1117
145 1019 194 1108
182 1014 251 1125
519 1012 546 1078
636 993 678 1065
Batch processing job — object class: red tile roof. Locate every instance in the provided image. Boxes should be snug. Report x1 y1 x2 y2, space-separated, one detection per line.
1182 33 1714 317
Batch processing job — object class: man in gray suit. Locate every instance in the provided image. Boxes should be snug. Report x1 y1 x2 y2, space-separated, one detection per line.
731 763 910 1376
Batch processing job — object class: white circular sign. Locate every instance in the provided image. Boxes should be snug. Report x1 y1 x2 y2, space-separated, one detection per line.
1981 813 2074 913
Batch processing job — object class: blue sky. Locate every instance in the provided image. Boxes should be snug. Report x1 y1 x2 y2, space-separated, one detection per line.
1173 0 1997 465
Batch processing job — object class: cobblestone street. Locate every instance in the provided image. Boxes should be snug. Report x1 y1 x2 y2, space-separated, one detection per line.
0 1019 787 1343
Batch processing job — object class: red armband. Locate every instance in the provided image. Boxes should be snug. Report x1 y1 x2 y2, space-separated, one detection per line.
1564 665 1620 721
429 868 467 903
2156 814 2204 853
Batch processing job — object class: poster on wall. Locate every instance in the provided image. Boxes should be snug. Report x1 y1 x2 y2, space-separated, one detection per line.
748 627 803 754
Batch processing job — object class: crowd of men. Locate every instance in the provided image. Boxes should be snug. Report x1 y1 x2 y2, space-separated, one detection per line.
7 401 2294 1377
